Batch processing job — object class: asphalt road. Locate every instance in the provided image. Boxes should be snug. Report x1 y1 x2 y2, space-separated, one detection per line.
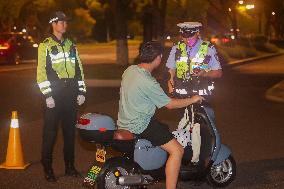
0 55 283 189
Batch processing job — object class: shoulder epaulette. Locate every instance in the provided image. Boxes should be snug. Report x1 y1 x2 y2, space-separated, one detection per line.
43 38 50 44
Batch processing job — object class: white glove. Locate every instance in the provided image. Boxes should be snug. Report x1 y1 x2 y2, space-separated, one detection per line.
77 95 85 106
46 96 55 108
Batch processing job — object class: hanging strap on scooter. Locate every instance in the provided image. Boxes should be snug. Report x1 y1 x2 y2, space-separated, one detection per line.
178 107 190 130
189 105 201 163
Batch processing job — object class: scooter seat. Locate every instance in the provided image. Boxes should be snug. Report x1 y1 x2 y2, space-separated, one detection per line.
113 129 135 140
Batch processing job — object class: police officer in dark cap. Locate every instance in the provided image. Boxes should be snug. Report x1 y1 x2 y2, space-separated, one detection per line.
37 11 86 182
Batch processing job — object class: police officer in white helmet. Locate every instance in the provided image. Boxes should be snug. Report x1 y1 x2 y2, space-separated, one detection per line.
166 22 222 96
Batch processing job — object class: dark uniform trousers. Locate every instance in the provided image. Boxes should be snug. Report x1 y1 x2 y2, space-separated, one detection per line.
41 79 78 165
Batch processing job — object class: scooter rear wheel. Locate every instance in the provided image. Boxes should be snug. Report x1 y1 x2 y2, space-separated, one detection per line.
97 165 132 189
206 155 236 187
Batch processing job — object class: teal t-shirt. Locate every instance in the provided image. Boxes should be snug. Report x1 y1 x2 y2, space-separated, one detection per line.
117 65 171 134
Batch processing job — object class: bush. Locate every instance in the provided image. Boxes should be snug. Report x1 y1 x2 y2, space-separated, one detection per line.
270 40 284 49
216 47 231 64
257 43 280 53
251 35 279 52
218 45 258 60
237 37 253 48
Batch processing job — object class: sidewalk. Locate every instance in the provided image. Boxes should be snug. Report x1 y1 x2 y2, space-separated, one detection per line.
86 52 284 103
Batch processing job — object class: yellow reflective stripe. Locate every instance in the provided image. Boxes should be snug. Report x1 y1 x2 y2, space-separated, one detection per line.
79 88 86 92
78 81 85 86
191 57 204 63
49 52 69 60
38 81 51 89
51 59 64 64
179 56 188 62
42 88 52 95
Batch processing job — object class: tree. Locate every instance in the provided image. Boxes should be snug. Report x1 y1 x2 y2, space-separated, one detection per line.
0 0 31 32
111 0 130 66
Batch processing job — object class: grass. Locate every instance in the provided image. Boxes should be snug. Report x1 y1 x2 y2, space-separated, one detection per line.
83 64 128 80
77 39 142 51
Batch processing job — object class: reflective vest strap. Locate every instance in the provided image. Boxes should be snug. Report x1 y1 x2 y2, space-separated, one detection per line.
196 42 209 60
177 42 187 57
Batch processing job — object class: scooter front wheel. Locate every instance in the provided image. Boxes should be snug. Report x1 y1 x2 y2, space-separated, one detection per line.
206 155 236 187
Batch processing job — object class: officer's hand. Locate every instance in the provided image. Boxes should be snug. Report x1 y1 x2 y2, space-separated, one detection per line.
77 95 85 106
191 95 205 104
46 96 55 108
193 70 206 77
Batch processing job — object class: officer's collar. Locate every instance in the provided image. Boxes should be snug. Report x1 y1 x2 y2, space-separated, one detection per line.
180 36 201 48
50 34 66 45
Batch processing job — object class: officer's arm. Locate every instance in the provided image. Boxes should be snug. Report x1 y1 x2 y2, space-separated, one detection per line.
75 45 86 94
199 44 223 78
166 46 177 93
37 42 52 97
199 69 222 78
165 96 204 109
168 68 175 93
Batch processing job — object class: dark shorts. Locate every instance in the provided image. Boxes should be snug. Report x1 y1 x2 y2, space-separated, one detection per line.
137 119 174 146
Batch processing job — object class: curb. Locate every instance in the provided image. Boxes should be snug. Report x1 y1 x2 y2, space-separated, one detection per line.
227 52 284 67
226 52 284 104
265 81 284 103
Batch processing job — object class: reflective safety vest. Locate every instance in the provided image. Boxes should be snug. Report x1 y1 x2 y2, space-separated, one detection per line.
37 36 86 97
175 41 210 81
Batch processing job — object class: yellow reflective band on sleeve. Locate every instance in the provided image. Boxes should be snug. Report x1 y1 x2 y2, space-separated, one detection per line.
42 88 52 95
78 81 85 86
79 88 86 92
38 81 51 89
179 57 188 62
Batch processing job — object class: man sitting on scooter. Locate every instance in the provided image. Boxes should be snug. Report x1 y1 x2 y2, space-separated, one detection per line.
117 41 204 189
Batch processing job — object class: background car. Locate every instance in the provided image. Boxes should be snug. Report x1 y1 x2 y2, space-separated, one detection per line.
0 32 38 65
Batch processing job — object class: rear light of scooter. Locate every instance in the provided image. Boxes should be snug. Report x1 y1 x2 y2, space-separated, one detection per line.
77 118 90 125
99 128 107 132
0 42 10 50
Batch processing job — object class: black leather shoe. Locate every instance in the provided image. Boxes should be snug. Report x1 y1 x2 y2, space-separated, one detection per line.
42 159 57 182
44 168 57 182
65 164 81 177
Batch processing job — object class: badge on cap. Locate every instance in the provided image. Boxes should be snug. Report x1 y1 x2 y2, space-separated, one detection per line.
49 11 69 24
177 22 202 29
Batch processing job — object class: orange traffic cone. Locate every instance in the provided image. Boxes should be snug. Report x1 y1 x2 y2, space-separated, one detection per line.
0 111 30 169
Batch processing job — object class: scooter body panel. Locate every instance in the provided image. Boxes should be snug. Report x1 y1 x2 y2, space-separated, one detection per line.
134 139 167 170
212 144 232 165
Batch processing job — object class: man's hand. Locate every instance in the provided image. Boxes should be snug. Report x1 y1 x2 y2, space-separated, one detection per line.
193 69 222 78
77 95 85 106
46 96 55 108
190 95 205 104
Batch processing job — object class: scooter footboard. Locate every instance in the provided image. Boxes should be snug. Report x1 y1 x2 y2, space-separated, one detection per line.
213 144 231 165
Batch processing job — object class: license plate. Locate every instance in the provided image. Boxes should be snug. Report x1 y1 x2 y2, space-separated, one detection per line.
96 148 106 163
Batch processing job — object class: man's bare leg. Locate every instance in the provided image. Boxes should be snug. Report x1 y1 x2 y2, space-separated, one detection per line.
161 139 184 189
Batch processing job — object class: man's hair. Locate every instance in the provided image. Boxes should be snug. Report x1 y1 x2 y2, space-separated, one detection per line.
139 41 163 63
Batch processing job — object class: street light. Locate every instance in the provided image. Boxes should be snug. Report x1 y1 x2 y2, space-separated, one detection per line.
246 4 255 10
